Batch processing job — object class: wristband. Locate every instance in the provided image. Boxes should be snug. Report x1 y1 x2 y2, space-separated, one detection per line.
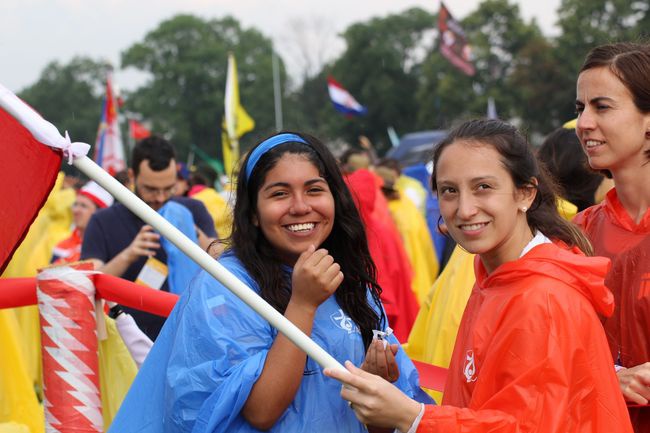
108 304 124 319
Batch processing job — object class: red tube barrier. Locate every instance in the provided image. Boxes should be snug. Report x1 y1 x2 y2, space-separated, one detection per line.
411 360 448 393
0 277 37 308
38 264 102 432
94 274 178 317
0 274 178 317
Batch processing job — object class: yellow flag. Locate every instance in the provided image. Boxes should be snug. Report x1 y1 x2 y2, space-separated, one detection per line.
223 53 255 177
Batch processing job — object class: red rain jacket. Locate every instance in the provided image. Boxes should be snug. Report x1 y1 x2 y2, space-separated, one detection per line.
418 242 632 432
345 169 418 341
575 188 650 431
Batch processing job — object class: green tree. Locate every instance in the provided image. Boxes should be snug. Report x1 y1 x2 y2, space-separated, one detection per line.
19 56 110 144
549 0 650 125
508 36 569 133
416 0 545 131
303 8 435 154
121 14 283 160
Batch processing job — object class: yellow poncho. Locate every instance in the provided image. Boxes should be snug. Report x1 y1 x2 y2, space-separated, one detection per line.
190 187 233 239
0 309 43 433
387 194 439 305
404 246 475 402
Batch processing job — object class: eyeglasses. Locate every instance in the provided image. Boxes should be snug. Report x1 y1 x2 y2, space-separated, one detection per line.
139 184 176 197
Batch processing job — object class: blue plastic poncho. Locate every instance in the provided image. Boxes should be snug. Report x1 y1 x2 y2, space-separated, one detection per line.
157 201 201 295
109 251 431 433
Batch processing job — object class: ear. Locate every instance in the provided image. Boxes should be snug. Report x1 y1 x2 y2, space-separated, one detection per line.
128 168 135 184
252 214 259 227
517 177 538 211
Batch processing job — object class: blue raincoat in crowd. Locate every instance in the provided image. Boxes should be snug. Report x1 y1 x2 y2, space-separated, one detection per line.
109 251 431 433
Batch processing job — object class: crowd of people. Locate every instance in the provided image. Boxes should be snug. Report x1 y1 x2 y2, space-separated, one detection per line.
1 40 650 433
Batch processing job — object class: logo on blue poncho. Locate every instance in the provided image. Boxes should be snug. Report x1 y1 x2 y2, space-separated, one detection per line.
330 309 360 334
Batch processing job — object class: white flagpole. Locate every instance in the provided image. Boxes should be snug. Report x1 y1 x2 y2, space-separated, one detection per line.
0 82 345 373
272 50 283 131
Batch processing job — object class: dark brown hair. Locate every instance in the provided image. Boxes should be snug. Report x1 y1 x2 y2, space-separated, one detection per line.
230 131 385 350
538 128 604 211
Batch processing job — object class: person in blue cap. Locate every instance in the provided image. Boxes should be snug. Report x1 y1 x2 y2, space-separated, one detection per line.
109 131 430 433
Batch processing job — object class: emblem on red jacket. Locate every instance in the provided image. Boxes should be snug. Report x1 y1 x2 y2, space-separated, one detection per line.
464 350 477 382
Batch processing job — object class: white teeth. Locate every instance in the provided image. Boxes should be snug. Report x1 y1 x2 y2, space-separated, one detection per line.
287 223 315 232
585 140 604 148
460 223 487 231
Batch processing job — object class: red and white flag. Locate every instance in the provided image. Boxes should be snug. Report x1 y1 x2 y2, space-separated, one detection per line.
129 118 151 141
0 84 89 273
94 73 125 175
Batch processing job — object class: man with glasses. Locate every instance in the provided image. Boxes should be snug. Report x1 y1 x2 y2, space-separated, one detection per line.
82 136 217 340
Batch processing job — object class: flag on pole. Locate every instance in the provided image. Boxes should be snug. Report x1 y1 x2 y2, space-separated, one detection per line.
129 119 151 141
94 72 126 175
438 2 475 76
222 53 255 178
327 76 367 116
487 96 498 119
0 83 90 273
0 89 62 273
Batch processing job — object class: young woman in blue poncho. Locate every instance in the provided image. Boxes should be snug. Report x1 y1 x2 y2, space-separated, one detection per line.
109 132 429 433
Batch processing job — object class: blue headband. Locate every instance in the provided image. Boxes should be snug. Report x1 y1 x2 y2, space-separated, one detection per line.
245 133 309 182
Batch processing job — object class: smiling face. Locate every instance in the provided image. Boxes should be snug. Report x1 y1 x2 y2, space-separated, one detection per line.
576 66 650 174
435 140 535 273
254 153 335 265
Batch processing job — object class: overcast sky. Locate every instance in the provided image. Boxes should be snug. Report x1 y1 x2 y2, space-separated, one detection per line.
0 0 561 93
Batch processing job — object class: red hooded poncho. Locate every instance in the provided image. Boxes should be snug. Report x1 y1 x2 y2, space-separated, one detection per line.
345 169 418 342
417 242 632 432
574 188 650 431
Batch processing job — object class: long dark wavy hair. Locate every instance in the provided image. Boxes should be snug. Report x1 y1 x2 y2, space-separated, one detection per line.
431 119 593 255
229 131 385 350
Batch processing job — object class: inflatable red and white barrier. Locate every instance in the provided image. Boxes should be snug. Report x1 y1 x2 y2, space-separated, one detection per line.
37 263 102 432
0 264 179 432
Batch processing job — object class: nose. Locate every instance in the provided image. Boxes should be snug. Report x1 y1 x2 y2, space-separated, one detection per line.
456 193 478 220
576 107 595 133
153 190 168 201
289 195 312 215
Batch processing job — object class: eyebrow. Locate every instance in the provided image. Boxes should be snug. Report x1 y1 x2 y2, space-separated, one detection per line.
575 96 615 105
262 177 327 192
142 182 176 190
437 175 499 185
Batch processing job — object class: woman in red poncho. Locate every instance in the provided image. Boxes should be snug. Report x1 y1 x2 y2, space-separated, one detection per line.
326 119 632 432
573 42 650 432
345 169 419 342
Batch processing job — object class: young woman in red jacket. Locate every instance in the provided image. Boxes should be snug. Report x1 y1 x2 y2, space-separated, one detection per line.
326 118 632 433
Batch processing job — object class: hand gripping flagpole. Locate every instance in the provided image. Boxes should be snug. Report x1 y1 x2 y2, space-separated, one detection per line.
0 83 346 373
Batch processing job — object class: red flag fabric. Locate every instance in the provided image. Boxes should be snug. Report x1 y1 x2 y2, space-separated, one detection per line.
0 106 62 273
438 2 475 76
129 119 151 140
